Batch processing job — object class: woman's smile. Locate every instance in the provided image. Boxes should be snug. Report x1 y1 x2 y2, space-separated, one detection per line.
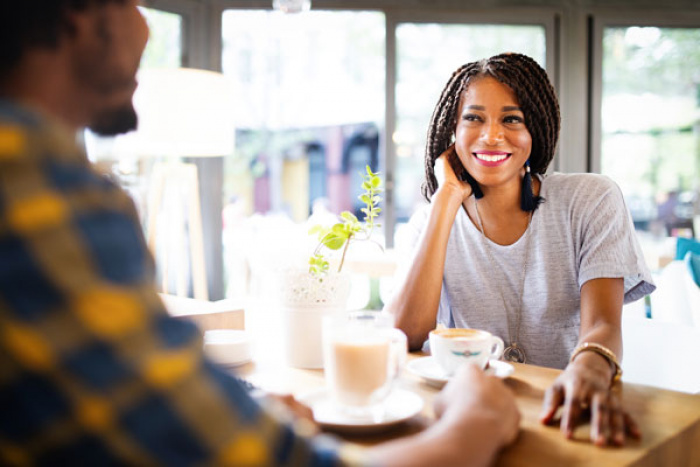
473 150 511 167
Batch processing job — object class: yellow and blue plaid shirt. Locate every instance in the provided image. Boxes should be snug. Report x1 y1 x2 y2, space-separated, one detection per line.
0 100 360 466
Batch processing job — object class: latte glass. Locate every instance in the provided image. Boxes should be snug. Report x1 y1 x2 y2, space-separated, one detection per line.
322 312 407 420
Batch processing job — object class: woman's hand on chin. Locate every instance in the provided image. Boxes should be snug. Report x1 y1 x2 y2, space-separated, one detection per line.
434 144 473 204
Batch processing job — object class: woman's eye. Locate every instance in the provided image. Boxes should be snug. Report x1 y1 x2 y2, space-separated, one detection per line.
504 115 524 124
462 113 481 122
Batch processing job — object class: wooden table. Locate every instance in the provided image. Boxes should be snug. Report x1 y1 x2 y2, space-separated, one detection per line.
236 352 700 466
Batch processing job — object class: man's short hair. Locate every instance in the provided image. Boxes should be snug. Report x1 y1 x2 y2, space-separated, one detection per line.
0 0 126 78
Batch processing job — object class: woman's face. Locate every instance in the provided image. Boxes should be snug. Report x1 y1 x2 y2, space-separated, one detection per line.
453 76 532 194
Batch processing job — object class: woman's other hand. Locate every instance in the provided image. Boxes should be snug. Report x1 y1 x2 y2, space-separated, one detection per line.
539 353 640 446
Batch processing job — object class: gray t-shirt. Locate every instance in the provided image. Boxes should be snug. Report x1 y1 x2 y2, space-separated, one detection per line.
396 173 655 369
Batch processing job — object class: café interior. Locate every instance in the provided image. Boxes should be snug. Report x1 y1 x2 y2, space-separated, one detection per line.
84 0 700 463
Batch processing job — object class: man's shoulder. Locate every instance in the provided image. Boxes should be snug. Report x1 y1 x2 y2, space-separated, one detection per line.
0 100 86 167
0 101 42 162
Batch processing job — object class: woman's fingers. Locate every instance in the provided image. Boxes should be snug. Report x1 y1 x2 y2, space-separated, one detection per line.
434 145 457 186
609 399 626 446
591 391 611 445
590 390 639 446
560 386 588 439
539 383 565 425
542 367 640 447
624 411 642 439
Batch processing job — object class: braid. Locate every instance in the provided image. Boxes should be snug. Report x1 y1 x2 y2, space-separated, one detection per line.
422 61 482 200
486 53 560 174
422 52 560 206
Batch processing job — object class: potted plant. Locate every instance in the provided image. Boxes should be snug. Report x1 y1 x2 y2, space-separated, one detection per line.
281 166 383 368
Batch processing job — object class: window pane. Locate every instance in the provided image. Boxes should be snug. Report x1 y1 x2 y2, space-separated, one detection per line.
601 27 700 261
221 10 385 300
394 24 546 223
139 7 183 69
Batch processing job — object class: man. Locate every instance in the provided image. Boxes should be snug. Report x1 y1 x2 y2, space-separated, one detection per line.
0 1 520 465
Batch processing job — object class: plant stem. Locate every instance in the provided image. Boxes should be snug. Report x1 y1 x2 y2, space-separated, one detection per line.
337 233 353 273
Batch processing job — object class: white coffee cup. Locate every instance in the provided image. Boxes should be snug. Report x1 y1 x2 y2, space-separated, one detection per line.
322 312 407 419
429 328 504 376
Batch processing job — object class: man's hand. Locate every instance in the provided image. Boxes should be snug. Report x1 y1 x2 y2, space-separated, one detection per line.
434 363 520 448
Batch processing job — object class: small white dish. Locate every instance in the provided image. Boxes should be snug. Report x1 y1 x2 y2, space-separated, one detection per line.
203 329 251 367
298 387 423 434
406 356 514 388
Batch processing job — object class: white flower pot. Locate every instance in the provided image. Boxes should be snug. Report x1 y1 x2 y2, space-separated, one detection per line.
280 270 350 369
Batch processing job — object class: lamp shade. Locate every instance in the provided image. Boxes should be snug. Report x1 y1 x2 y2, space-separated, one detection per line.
92 68 236 158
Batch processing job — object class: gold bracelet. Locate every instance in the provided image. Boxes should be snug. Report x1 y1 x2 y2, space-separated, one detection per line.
570 342 623 384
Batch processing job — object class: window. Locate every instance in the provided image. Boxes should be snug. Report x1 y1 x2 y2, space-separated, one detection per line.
139 7 183 69
221 10 385 299
599 26 700 263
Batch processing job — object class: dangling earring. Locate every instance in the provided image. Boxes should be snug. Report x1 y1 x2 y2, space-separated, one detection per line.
463 170 484 199
520 159 542 211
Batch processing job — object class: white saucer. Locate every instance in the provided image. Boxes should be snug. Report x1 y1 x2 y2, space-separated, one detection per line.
298 387 423 434
406 357 514 388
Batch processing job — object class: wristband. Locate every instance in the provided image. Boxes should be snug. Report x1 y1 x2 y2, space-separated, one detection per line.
570 342 622 385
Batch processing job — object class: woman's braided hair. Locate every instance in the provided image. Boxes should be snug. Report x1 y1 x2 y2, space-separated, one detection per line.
421 52 560 203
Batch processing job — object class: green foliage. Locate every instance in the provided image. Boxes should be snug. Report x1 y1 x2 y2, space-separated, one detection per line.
308 166 382 275
603 27 700 97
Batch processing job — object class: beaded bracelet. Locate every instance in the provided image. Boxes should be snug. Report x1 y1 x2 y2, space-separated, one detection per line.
570 342 623 385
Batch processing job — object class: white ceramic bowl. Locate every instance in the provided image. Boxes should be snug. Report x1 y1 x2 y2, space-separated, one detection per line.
203 329 251 367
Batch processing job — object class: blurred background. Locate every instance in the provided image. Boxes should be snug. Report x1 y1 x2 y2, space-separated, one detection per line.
83 0 700 311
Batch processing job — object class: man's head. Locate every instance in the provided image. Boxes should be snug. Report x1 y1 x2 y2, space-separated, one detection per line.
0 0 149 135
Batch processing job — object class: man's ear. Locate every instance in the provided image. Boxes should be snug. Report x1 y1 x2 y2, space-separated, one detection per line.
62 3 104 42
62 4 110 49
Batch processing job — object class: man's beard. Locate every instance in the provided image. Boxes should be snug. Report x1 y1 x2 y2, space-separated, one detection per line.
89 104 139 136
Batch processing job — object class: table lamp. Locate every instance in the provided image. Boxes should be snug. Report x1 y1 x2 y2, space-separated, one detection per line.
92 68 236 300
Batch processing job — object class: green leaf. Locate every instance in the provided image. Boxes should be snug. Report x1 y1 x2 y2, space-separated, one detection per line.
324 236 346 250
308 253 330 276
331 224 349 237
340 211 358 223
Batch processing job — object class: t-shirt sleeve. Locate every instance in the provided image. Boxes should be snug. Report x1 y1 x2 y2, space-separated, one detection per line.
576 176 656 303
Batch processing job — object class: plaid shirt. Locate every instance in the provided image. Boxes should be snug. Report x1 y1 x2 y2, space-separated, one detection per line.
0 100 361 466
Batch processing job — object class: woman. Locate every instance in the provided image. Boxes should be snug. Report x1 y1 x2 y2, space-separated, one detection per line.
385 52 654 446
